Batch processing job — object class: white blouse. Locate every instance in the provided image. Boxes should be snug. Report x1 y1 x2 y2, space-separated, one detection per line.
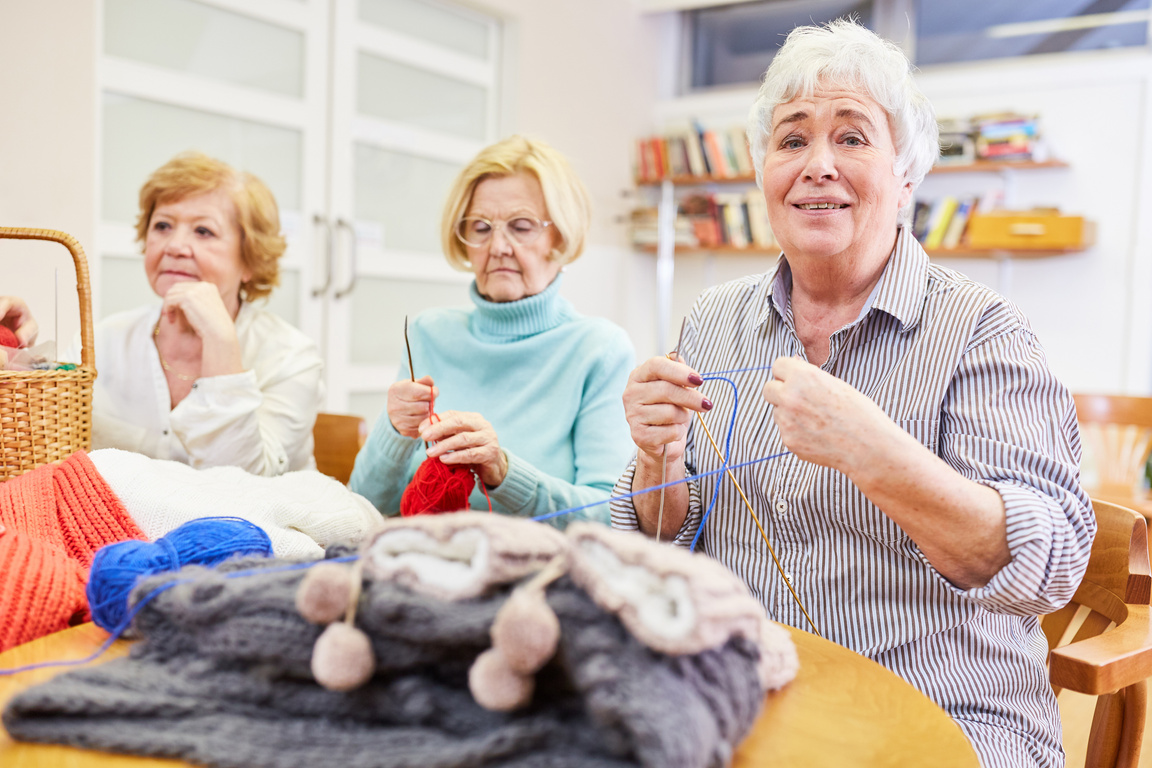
70 302 324 476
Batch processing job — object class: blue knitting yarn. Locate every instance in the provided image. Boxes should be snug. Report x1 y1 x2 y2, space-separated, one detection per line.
87 517 274 632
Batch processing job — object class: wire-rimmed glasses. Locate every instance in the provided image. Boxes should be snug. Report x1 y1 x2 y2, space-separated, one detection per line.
454 216 553 247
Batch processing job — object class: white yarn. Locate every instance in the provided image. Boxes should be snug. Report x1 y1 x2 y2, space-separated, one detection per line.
89 449 381 559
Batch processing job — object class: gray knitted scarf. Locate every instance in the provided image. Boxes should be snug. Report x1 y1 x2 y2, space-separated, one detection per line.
4 552 766 768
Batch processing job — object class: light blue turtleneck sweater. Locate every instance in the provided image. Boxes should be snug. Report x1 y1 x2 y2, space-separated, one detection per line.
349 277 636 527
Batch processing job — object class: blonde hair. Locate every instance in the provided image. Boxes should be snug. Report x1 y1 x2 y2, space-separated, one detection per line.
136 151 286 301
440 135 591 271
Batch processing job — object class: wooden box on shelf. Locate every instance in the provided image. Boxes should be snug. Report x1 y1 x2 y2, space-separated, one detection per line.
965 211 1095 251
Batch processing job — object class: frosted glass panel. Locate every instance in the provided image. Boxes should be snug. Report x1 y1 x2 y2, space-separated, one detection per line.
263 268 301 328
354 144 461 253
102 94 302 225
359 0 490 60
357 53 487 140
105 0 304 97
101 256 156 319
349 276 469 364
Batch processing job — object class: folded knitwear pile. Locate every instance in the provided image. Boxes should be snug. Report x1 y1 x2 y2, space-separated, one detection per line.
4 513 799 768
0 449 384 652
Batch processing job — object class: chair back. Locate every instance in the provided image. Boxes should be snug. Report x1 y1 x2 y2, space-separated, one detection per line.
1044 499 1152 768
1073 394 1152 508
313 412 367 485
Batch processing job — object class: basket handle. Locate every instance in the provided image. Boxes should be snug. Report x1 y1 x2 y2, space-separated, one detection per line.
0 227 95 369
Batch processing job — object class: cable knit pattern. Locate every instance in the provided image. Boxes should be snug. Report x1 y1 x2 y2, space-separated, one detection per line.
5 558 768 768
0 452 145 651
88 449 383 559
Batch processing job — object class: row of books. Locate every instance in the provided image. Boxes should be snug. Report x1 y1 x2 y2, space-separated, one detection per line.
912 190 1004 250
630 190 777 251
938 112 1044 165
635 124 754 182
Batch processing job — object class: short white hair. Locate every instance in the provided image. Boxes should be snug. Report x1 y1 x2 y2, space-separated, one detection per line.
745 19 938 224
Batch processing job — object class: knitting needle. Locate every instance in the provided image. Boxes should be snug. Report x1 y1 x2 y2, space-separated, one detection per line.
692 408 821 637
404 316 429 451
404 316 415 383
657 317 688 543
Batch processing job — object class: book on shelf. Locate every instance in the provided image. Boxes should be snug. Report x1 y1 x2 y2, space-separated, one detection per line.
629 206 696 247
631 190 777 252
744 189 776 250
931 112 1048 168
922 196 959 250
937 117 975 166
940 196 976 249
634 123 753 182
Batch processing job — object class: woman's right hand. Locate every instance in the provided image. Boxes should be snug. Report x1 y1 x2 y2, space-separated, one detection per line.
387 375 438 438
622 355 711 465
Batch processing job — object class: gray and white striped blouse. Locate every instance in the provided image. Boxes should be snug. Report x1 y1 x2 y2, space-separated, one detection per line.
611 228 1095 768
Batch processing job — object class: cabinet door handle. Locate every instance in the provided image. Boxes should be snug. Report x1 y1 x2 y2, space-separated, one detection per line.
334 218 358 299
312 213 333 297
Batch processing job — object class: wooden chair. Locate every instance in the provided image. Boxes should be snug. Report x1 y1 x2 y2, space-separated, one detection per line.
312 412 367 484
1074 394 1152 519
1044 499 1152 768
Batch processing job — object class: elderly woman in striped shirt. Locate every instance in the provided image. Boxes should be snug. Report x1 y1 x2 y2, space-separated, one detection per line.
611 19 1093 768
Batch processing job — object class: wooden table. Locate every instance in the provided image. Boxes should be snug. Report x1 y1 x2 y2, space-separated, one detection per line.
0 623 978 767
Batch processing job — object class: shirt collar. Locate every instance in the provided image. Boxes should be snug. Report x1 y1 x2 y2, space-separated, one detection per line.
755 228 928 333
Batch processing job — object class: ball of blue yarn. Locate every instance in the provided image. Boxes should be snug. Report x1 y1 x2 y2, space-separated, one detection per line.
87 517 274 632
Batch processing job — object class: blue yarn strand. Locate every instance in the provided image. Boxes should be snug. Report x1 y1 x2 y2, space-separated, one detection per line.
534 372 785 547
689 374 739 551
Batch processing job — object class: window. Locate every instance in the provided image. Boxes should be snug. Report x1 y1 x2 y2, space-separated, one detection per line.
688 0 874 89
683 0 1151 91
915 0 1151 67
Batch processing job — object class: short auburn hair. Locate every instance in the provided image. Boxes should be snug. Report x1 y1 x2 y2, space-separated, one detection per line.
135 152 285 301
440 135 591 271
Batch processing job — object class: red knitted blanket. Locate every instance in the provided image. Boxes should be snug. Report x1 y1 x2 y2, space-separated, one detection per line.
0 451 145 652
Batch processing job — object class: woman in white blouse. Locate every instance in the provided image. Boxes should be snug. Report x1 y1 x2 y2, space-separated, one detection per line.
79 152 323 475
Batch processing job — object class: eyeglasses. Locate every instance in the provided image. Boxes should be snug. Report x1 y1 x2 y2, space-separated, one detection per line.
454 216 553 247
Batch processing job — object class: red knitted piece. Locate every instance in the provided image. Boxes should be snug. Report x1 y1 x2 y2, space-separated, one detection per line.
0 325 18 348
399 457 476 516
0 452 146 651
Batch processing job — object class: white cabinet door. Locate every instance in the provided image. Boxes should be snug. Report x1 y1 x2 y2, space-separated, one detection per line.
98 0 329 345
324 0 501 425
98 0 502 428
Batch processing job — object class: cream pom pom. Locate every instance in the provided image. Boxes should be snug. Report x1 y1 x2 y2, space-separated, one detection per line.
469 647 534 711
311 622 376 691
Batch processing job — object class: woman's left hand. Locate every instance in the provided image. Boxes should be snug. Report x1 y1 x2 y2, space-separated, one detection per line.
762 355 891 476
159 281 243 376
420 410 508 488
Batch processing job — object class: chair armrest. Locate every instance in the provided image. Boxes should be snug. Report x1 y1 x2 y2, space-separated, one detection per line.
1050 605 1152 695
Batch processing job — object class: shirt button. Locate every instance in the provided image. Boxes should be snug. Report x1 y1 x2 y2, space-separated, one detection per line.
784 572 793 584
162 429 168 436
774 499 787 514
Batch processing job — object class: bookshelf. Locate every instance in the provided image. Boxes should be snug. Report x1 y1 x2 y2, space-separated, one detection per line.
633 158 1092 349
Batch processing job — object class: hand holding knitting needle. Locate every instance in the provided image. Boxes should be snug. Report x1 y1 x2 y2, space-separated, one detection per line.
387 376 439 438
622 319 711 540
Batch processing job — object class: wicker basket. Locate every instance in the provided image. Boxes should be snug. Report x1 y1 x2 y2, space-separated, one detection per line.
0 227 96 480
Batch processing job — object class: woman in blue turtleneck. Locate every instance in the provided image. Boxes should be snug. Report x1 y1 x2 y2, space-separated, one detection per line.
349 136 635 527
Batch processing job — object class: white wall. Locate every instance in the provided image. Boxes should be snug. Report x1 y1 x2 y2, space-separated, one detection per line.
480 0 666 357
0 0 97 355
648 46 1152 395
